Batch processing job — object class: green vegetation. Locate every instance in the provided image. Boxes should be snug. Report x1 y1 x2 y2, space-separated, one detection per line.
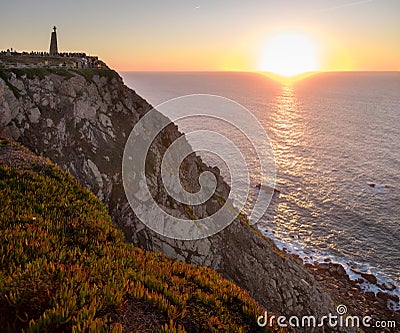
0 67 119 88
72 69 120 83
8 68 117 82
10 68 53 80
0 139 284 333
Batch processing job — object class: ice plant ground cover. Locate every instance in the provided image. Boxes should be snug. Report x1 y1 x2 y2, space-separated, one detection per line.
0 138 285 333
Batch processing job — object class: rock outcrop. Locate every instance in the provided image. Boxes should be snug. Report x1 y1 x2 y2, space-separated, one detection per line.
0 67 336 326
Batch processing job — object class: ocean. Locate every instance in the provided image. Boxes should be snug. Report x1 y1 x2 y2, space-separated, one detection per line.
120 71 400 308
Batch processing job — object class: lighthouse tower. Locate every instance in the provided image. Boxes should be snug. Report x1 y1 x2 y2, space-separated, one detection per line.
49 26 58 56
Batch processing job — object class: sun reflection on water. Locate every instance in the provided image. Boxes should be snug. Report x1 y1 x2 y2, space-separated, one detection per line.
271 84 304 147
266 83 322 250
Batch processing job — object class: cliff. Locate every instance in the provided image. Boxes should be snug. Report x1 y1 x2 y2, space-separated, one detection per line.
0 66 336 326
0 138 279 332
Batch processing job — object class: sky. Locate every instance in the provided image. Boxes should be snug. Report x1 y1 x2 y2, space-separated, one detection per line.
1 0 399 72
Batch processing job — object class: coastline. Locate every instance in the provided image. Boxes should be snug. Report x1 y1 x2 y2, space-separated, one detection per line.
289 252 400 331
119 70 400 330
259 223 399 330
123 70 400 304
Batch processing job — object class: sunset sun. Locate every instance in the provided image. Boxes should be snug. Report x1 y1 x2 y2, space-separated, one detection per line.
260 32 319 77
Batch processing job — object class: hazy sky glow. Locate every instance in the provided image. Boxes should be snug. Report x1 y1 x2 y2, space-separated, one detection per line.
1 0 399 72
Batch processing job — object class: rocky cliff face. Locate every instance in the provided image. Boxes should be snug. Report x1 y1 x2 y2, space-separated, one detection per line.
0 67 336 326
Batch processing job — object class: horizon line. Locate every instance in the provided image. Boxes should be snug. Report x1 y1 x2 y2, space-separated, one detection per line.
118 69 399 73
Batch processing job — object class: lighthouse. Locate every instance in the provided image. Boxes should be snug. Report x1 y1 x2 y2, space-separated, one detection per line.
49 26 58 56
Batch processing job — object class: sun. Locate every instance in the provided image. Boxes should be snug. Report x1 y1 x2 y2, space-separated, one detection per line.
259 32 319 78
